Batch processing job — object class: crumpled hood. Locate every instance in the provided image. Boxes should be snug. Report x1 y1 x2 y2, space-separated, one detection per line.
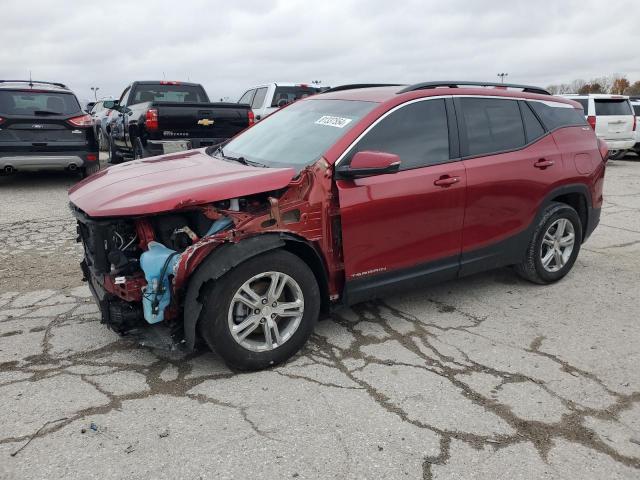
68 149 296 217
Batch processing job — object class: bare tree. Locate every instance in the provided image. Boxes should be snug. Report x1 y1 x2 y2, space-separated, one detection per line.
624 81 640 96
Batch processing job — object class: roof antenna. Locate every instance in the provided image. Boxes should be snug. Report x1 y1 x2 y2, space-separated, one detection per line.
162 71 166 80
29 70 33 87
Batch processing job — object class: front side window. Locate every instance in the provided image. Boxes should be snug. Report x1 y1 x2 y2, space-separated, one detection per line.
344 99 450 170
0 90 81 115
220 99 376 171
252 88 268 109
238 89 255 105
119 87 131 107
575 98 589 113
460 98 525 156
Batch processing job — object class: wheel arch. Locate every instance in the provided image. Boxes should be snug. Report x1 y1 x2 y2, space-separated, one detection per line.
546 184 591 242
182 233 329 351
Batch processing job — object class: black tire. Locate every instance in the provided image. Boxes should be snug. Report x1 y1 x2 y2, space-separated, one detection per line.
198 250 320 371
80 161 100 178
515 202 582 284
133 137 148 160
609 150 627 160
97 128 107 152
108 135 121 164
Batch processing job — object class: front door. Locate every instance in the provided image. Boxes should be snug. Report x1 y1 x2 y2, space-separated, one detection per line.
335 98 467 303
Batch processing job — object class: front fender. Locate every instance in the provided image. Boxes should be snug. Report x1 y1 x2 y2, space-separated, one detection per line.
182 234 286 350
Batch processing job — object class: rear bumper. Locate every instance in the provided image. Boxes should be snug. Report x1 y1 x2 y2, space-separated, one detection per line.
600 138 635 151
0 151 96 171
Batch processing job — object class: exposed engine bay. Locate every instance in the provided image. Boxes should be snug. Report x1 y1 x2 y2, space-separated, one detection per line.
72 162 342 347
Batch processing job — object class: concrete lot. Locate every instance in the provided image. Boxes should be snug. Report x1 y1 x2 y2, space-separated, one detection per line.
0 154 639 479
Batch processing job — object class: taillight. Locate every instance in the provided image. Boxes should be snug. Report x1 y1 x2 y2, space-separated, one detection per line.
633 116 637 132
597 138 609 162
86 153 98 162
0 116 4 124
248 110 255 127
145 109 159 130
587 115 596 130
67 114 92 127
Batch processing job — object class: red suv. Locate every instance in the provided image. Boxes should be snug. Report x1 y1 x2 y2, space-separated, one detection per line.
69 81 607 370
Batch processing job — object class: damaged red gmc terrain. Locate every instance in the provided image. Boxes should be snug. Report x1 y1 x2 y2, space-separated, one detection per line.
69 81 607 370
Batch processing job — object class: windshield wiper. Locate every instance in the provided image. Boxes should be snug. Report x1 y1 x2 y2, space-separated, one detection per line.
33 110 62 115
214 146 267 168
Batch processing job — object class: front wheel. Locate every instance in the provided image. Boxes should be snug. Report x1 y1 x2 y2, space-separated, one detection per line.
199 250 320 371
515 202 582 284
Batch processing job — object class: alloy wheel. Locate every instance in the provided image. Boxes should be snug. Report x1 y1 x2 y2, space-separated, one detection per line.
540 218 575 273
227 271 304 352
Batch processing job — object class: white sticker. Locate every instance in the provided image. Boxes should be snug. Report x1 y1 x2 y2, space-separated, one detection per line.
315 115 353 128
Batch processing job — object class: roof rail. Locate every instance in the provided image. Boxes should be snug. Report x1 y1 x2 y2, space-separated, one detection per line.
0 80 68 89
322 83 403 93
398 81 550 96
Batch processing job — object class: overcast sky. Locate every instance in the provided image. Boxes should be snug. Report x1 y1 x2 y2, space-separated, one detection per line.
1 0 639 102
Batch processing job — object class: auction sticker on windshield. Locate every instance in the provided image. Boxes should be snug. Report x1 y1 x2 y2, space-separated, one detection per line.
315 116 353 128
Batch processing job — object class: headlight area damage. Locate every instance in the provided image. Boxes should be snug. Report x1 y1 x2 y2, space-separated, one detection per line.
70 159 342 350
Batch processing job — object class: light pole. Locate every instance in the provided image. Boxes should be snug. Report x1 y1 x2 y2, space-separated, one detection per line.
497 73 508 84
90 86 100 101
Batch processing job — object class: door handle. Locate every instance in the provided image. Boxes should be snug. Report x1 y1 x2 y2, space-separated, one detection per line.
534 159 554 169
433 176 460 187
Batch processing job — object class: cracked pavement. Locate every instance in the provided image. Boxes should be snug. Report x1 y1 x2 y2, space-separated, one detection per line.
1 156 640 479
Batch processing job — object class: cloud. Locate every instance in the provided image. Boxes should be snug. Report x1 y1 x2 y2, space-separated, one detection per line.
1 0 638 102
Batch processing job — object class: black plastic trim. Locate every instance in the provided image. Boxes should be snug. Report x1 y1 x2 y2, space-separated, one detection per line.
398 81 550 95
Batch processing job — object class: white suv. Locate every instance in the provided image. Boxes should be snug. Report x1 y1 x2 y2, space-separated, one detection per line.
630 98 640 154
559 94 635 159
238 83 328 122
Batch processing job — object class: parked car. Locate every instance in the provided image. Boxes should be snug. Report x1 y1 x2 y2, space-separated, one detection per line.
69 81 606 370
559 93 635 159
89 100 114 151
238 83 327 121
0 80 99 177
630 97 640 154
105 81 254 163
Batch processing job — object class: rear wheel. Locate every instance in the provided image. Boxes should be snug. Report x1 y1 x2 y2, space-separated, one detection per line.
609 150 626 160
108 135 121 164
133 138 148 160
515 202 582 284
80 161 100 178
199 250 320 371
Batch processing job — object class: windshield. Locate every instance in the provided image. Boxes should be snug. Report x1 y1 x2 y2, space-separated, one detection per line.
0 90 81 115
219 99 376 170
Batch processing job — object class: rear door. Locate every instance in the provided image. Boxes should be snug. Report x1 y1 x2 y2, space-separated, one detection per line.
0 89 90 154
457 96 564 275
336 97 466 302
594 97 634 141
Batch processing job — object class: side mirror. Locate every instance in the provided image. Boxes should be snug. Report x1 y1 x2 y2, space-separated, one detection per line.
336 151 401 179
103 100 119 110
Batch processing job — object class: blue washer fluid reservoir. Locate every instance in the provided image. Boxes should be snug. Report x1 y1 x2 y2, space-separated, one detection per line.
140 241 180 324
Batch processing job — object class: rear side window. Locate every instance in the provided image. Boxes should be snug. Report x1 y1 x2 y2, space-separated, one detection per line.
0 90 81 115
521 102 546 143
346 99 449 170
459 98 525 156
594 99 632 116
633 105 640 116
575 98 589 112
528 101 588 130
271 86 319 108
252 87 268 109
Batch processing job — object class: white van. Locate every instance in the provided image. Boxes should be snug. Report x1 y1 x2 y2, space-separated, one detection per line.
238 83 328 122
559 94 635 159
